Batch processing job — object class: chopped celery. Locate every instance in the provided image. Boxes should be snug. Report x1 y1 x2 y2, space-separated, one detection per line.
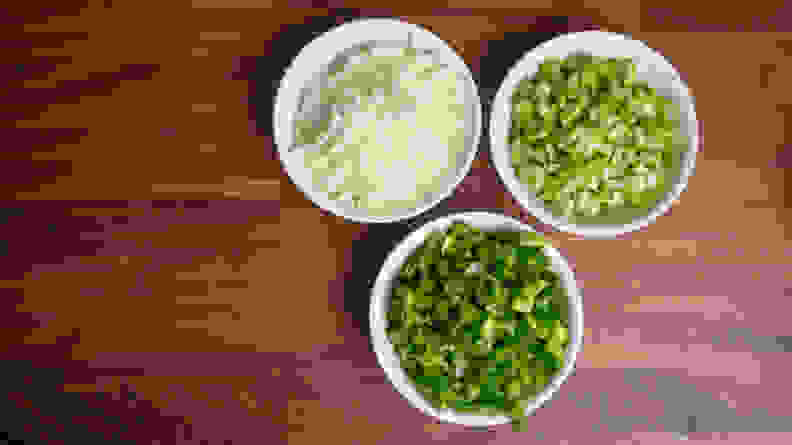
509 54 683 216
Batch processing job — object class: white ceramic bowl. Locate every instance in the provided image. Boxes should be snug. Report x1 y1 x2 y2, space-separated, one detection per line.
273 18 483 224
490 31 699 238
370 211 584 427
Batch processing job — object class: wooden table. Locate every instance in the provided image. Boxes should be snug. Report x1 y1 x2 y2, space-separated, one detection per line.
4 4 791 444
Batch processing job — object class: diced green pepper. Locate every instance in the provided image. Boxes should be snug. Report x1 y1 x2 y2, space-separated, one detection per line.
506 379 523 399
407 289 435 311
441 234 457 256
512 279 548 313
388 222 571 421
518 232 546 247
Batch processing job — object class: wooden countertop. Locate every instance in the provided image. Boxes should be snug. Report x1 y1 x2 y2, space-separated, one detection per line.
4 4 791 444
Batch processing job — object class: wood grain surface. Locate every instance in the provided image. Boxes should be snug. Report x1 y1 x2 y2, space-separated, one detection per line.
3 3 791 444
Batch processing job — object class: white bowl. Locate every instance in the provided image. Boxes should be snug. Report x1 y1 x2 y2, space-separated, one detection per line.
273 18 483 224
490 31 699 238
369 211 584 427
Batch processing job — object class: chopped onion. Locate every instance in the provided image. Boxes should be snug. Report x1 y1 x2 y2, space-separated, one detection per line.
293 46 467 214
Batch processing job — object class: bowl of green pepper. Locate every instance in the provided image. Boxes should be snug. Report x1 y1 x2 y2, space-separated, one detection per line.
370 212 583 428
490 31 699 238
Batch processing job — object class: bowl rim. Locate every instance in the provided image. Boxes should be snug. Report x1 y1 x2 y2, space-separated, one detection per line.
272 17 483 224
369 210 584 426
489 30 700 238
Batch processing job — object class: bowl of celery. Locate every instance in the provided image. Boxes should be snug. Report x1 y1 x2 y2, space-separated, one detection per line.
490 31 699 237
370 212 583 428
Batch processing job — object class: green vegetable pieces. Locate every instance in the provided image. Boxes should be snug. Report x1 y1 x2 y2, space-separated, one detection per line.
509 54 683 217
386 222 571 424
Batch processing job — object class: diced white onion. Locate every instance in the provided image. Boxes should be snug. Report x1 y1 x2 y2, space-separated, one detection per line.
295 46 467 215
